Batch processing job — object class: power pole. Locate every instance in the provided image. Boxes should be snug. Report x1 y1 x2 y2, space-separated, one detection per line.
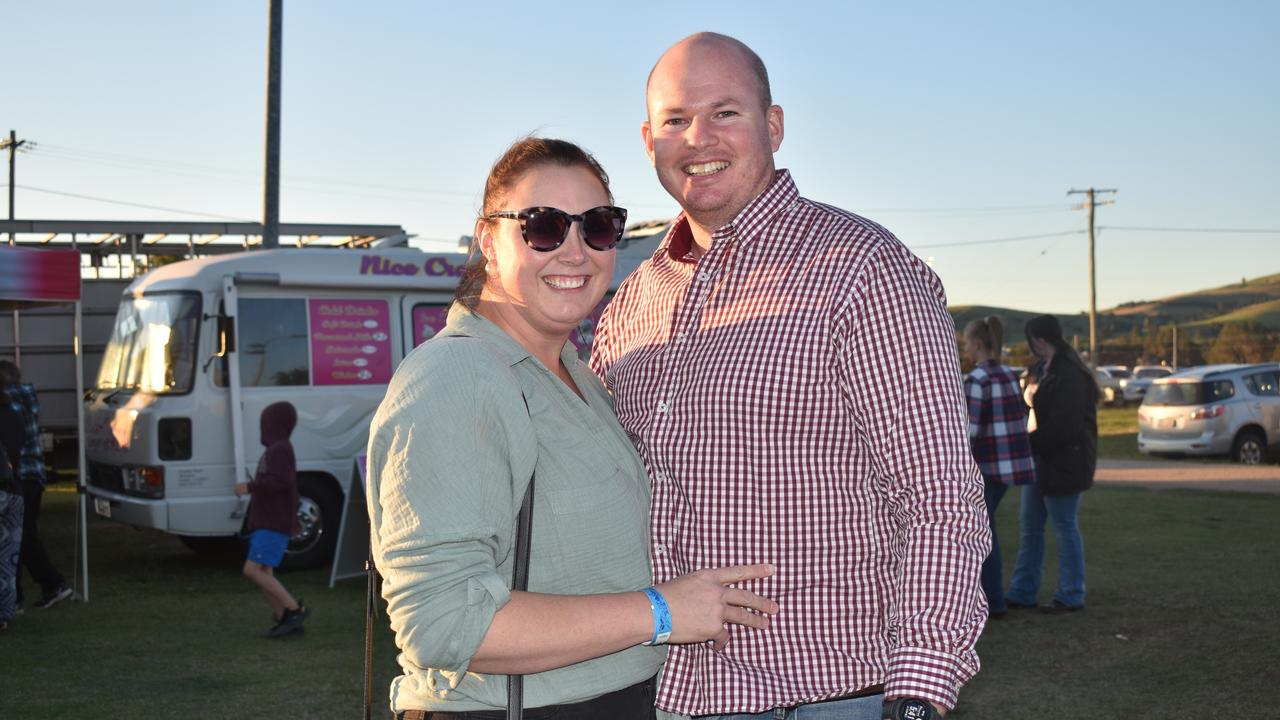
262 0 283 249
1068 187 1117 367
3 129 28 245
3 130 30 365
1172 325 1179 370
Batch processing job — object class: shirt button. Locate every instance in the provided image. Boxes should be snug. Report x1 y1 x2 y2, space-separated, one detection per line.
675 332 687 344
654 544 667 556
697 271 711 283
656 401 669 413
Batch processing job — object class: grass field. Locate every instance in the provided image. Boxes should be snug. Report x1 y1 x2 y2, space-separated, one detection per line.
3 482 1279 718
1097 406 1144 461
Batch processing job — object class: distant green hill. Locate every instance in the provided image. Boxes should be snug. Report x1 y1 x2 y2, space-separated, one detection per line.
951 272 1280 333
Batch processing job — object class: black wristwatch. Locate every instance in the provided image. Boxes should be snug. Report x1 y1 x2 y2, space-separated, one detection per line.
882 698 943 720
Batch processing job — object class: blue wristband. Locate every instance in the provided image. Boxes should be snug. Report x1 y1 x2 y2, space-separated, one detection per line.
640 586 672 646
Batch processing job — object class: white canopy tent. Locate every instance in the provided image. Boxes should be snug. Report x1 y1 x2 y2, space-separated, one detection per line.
0 245 90 600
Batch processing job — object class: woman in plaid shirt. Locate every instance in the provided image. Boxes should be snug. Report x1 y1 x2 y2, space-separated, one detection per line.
962 316 1035 619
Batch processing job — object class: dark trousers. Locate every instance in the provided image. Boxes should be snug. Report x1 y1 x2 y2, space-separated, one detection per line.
397 676 656 720
16 479 64 602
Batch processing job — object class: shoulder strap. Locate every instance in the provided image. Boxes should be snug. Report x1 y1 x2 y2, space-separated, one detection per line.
508 390 534 720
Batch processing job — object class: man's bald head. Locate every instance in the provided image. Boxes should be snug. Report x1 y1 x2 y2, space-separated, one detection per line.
646 32 772 112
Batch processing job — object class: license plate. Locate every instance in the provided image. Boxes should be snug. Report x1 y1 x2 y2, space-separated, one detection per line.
1157 418 1175 429
94 498 112 518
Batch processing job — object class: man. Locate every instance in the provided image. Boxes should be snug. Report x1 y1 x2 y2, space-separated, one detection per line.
590 33 990 720
0 360 72 611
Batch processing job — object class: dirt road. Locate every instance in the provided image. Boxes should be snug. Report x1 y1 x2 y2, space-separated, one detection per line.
1095 458 1280 494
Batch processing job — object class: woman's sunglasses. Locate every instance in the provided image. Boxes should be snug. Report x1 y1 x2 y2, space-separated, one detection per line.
484 205 627 252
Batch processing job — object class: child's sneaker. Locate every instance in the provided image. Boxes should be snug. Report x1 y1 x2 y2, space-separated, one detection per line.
33 585 73 609
267 602 311 638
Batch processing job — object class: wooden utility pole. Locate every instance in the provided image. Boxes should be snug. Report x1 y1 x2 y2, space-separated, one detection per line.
1068 187 1117 367
3 129 28 245
262 0 283 249
3 129 29 364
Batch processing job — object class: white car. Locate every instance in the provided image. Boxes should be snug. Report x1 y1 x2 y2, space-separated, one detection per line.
1095 367 1128 406
1137 363 1280 464
1123 365 1174 403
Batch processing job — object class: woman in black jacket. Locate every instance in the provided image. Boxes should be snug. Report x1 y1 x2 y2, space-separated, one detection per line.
1006 315 1098 613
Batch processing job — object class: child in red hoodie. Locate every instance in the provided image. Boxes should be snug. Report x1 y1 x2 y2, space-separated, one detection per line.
235 401 310 638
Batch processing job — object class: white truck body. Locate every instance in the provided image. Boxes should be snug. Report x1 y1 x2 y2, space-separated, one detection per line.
83 244 649 567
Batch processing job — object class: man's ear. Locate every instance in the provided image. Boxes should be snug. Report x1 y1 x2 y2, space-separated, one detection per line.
641 120 656 167
767 105 784 152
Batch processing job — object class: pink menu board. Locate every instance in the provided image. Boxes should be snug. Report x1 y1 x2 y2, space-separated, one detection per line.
309 299 393 385
411 305 450 347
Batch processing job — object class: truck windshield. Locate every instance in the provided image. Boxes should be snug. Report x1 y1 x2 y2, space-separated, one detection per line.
96 292 202 394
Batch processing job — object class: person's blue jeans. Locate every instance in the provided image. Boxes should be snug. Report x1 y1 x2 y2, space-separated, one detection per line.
981 482 1010 614
700 693 882 720
1007 483 1085 608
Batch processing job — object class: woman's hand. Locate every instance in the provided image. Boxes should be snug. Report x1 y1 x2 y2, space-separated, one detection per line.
656 564 778 650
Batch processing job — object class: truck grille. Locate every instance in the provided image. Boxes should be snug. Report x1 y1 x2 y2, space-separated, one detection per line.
88 462 124 494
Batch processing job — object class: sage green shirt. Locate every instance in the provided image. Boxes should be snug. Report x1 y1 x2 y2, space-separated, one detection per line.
366 303 664 713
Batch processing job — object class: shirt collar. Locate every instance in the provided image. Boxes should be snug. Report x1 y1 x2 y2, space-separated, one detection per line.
661 169 798 262
440 302 580 370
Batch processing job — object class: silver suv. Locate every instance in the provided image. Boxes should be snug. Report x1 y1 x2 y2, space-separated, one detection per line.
1138 363 1280 464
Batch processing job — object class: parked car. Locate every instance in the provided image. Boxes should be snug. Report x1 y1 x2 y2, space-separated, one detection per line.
1137 363 1280 464
1095 367 1128 406
1123 365 1174 403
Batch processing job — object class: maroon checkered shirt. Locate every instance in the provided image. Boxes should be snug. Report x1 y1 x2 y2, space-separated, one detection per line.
591 171 990 715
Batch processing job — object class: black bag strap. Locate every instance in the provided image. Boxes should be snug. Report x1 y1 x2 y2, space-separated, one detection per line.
507 468 534 720
363 542 376 720
508 388 535 720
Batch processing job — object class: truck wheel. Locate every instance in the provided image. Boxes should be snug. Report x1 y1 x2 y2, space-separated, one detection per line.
281 476 342 571
1231 431 1266 465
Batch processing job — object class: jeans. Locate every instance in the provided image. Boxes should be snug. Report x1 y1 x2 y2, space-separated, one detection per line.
701 693 883 720
16 479 65 603
981 482 1010 614
1007 483 1085 608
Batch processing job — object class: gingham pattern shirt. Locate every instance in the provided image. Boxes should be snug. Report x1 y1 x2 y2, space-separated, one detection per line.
591 171 990 715
964 361 1035 485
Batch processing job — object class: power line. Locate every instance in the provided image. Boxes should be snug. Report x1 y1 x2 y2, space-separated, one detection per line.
1099 225 1280 234
16 184 254 221
913 229 1085 249
29 143 476 198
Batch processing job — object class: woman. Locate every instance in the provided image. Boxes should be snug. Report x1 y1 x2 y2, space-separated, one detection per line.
962 316 1035 619
1006 314 1099 614
366 138 777 719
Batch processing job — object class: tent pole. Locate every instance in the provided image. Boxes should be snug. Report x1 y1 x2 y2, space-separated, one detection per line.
75 300 89 602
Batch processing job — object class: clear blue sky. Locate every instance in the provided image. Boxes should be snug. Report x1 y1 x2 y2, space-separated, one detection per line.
7 1 1278 314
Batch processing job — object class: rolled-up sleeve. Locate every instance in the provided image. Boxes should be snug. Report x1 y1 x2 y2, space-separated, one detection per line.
366 343 536 679
839 243 991 710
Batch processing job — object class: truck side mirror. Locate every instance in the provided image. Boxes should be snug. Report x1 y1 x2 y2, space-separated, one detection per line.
217 314 236 356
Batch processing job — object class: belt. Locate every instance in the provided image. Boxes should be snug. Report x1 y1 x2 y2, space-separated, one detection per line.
810 684 885 704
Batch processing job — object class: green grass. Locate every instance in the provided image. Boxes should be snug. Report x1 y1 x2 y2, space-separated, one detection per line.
5 483 1280 717
1097 405 1144 461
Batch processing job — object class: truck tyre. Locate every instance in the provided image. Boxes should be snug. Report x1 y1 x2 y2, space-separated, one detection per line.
281 475 342 571
1231 431 1266 466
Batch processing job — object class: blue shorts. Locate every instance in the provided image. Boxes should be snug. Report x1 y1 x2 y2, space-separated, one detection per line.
246 529 289 568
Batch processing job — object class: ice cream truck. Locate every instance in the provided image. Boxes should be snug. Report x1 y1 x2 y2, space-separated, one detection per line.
83 244 649 568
